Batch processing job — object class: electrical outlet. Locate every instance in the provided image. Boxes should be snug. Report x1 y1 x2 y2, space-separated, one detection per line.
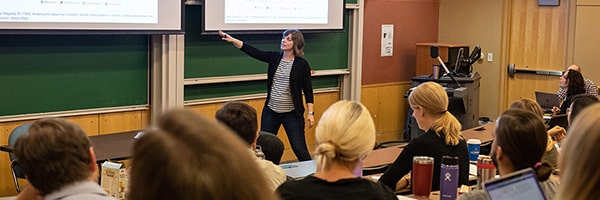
487 53 493 62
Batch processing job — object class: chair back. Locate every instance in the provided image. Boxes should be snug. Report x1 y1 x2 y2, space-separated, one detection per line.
8 124 31 161
257 131 284 165
8 124 31 179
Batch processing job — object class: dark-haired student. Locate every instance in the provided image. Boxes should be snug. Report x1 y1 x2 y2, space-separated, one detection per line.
15 118 116 200
458 109 559 200
215 101 286 191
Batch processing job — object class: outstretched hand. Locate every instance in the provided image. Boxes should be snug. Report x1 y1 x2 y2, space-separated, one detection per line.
218 30 233 42
218 30 243 48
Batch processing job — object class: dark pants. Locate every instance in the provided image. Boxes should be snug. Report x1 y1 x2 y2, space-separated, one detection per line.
261 106 311 161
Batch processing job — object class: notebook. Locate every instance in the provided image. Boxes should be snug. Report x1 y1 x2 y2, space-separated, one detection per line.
484 168 546 200
535 91 560 113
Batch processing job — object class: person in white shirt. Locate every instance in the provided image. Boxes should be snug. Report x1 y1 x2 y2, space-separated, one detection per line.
216 101 287 191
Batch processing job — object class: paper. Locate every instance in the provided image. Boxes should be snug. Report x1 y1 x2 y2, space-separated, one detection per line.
381 24 394 57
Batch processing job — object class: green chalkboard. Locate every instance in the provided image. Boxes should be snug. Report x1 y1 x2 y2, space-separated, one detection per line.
184 6 350 78
185 76 340 100
0 35 149 116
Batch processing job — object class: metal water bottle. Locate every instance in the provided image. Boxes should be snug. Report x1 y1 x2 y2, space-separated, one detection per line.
254 145 265 160
439 156 459 200
477 155 496 189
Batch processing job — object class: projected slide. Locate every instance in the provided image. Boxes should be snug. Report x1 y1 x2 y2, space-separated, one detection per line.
224 0 327 24
0 0 157 24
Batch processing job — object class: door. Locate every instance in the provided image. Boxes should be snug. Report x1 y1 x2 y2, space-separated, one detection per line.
503 0 570 108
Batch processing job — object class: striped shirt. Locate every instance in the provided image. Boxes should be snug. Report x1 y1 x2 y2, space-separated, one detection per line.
268 59 295 113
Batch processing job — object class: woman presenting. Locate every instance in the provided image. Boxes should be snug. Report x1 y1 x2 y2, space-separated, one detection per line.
219 29 314 161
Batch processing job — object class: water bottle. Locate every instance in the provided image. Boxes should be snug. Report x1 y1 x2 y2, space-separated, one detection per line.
439 156 459 200
477 155 496 189
254 145 265 160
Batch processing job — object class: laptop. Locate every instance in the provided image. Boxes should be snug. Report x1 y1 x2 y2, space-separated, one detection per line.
484 168 546 200
535 91 560 114
280 160 316 180
547 114 568 129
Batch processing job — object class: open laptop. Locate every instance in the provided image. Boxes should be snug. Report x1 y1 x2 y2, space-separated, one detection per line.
484 168 546 200
535 91 560 114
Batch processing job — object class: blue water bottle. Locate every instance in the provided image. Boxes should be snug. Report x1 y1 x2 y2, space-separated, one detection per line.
439 156 459 200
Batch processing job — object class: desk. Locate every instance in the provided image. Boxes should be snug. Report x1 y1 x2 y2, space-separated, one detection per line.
281 146 404 179
461 122 495 143
1 131 139 163
363 145 404 167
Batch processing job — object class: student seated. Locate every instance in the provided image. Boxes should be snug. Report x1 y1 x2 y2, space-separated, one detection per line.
556 104 600 199
510 98 559 169
552 69 586 115
547 94 598 143
379 82 469 191
276 100 396 200
215 101 286 190
459 109 559 200
14 118 115 200
128 109 277 200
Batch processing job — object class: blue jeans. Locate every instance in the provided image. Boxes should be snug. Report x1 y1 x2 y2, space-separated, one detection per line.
261 106 311 161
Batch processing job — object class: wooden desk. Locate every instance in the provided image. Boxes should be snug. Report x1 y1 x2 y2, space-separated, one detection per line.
363 145 404 167
461 122 495 143
1 131 139 163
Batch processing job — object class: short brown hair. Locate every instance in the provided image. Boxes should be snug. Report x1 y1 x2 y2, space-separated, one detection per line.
215 101 258 146
14 118 92 195
495 109 551 180
129 109 277 200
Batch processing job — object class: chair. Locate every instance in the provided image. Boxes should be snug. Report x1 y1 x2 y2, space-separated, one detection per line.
257 131 284 165
8 124 31 192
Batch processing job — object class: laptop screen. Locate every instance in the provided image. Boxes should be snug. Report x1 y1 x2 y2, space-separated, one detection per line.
535 91 560 109
484 168 546 200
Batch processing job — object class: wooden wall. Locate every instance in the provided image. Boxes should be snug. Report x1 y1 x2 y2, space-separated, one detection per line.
572 0 600 85
361 82 412 143
0 110 149 196
438 0 505 118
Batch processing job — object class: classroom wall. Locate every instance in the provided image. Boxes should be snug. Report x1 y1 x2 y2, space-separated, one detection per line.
359 0 440 141
362 0 440 85
0 110 149 196
438 0 504 119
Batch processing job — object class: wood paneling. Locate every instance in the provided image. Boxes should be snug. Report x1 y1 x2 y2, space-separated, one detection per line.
506 0 569 107
362 82 411 143
98 110 147 134
573 5 600 85
65 115 99 136
438 0 504 118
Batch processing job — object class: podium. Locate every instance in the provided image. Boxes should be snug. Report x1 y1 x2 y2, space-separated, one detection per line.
406 73 481 140
416 43 470 76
